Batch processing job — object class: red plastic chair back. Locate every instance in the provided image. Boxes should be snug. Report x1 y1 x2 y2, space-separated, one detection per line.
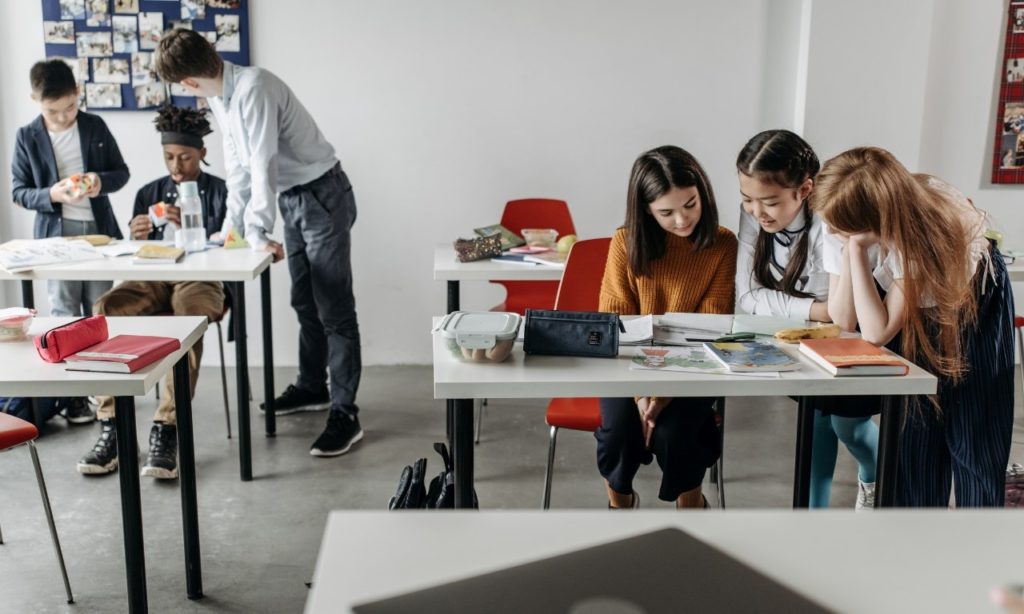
491 199 577 315
500 199 576 238
544 237 612 432
0 412 39 451
554 238 612 311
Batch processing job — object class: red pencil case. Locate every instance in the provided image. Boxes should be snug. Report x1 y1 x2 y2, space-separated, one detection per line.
35 315 109 363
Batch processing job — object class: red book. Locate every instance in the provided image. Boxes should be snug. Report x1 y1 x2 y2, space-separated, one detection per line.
64 335 181 374
799 338 909 376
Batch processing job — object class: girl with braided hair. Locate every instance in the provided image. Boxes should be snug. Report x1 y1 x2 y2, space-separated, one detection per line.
736 129 880 509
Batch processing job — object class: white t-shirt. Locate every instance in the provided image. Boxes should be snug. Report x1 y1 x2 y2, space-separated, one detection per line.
48 123 93 222
735 208 830 319
822 177 989 304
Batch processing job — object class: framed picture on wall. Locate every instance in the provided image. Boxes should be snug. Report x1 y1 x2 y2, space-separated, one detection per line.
993 1 1024 183
40 0 250 111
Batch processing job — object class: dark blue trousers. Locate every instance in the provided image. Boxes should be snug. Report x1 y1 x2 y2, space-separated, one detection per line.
596 396 720 501
279 164 362 417
897 249 1015 507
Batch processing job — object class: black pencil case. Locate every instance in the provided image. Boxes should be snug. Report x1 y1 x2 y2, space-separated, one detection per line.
522 309 622 358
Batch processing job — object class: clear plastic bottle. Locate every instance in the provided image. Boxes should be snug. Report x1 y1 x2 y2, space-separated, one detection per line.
176 180 206 252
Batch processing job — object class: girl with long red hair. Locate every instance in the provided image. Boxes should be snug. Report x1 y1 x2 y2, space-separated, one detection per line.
811 147 1014 507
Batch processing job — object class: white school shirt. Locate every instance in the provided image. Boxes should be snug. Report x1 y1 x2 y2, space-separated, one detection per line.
48 123 93 222
207 60 338 249
822 177 990 304
735 208 829 320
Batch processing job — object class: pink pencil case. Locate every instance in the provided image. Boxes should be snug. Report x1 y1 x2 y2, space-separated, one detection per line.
35 315 109 363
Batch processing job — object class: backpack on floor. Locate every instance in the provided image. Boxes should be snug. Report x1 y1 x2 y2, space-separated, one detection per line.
0 397 64 427
388 442 478 510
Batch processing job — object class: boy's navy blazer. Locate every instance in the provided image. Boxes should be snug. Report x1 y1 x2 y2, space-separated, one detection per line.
11 111 130 239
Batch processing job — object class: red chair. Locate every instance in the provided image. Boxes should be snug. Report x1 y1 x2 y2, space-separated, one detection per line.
475 198 577 442
490 198 576 315
0 413 73 603
541 238 608 509
1015 316 1024 397
540 237 726 509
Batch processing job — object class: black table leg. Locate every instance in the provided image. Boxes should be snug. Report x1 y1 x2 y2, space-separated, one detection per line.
876 395 901 508
792 396 814 508
261 268 276 437
451 398 475 508
114 396 148 613
21 279 34 309
173 356 203 599
445 281 459 448
232 281 252 481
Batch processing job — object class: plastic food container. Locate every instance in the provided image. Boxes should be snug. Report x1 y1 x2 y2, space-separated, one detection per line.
436 311 521 363
0 308 34 342
520 228 559 248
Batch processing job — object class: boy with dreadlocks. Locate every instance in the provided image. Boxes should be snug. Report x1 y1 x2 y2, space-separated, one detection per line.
78 105 227 479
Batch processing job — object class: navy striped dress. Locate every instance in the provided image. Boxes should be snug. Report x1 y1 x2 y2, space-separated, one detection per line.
896 246 1015 507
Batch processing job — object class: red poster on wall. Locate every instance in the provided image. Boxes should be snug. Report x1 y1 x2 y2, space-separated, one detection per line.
993 2 1024 183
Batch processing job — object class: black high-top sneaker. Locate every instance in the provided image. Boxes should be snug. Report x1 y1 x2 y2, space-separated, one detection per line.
141 422 178 480
77 419 118 475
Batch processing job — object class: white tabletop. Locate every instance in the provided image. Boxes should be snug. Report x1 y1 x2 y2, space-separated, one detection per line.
0 242 271 282
433 245 564 281
432 319 937 399
306 510 1019 614
0 316 206 396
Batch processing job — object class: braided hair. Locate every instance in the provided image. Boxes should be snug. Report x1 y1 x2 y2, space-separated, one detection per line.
736 130 820 299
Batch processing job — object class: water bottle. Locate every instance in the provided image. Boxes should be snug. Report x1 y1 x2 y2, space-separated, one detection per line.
176 181 206 253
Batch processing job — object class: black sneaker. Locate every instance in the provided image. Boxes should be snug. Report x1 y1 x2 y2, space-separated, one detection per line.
259 384 330 415
77 419 117 475
62 397 96 425
141 422 178 480
310 412 363 457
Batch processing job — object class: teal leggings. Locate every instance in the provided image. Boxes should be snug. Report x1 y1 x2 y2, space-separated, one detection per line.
810 410 879 508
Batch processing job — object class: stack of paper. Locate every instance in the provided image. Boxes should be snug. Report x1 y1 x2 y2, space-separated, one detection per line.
0 238 104 273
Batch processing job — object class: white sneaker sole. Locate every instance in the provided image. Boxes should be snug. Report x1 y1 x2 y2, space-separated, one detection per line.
141 466 178 480
310 430 364 457
64 412 97 425
77 458 118 475
260 401 331 416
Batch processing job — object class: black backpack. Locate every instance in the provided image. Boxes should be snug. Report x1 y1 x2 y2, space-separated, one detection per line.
389 443 478 510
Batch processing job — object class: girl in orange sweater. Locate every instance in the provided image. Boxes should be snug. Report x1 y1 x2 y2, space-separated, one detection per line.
597 145 737 509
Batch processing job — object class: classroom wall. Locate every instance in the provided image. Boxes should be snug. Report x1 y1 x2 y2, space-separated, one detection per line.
0 1 1020 367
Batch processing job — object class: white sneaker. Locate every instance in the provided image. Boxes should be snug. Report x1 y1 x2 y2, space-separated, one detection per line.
856 480 876 511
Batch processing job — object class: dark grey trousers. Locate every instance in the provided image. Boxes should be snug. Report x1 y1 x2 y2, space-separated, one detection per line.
278 164 362 416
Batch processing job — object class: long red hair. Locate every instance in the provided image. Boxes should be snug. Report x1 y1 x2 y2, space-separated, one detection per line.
810 147 978 381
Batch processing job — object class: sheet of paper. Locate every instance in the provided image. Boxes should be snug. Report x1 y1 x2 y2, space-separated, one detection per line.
619 315 654 345
629 346 780 377
731 314 808 336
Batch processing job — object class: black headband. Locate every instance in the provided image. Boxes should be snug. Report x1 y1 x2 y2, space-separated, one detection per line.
160 131 204 149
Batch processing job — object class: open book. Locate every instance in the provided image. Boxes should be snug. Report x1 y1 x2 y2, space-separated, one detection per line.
0 238 104 273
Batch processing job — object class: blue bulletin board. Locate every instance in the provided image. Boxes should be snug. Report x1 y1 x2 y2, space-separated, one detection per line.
40 0 250 111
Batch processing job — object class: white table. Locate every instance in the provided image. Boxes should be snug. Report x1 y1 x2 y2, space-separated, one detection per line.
432 322 938 508
433 244 563 312
2 316 207 614
0 243 275 481
306 510 1020 614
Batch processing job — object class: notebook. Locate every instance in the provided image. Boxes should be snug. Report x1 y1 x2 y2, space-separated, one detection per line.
703 340 801 372
64 335 181 374
351 527 832 613
800 338 909 376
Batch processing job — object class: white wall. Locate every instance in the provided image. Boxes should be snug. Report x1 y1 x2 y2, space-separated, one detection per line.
1 1 1021 367
0 0 770 366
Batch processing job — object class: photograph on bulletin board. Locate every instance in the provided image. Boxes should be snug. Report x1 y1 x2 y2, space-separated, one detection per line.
40 0 250 112
993 1 1024 183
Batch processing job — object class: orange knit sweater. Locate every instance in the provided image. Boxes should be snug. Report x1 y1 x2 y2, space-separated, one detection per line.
599 226 738 316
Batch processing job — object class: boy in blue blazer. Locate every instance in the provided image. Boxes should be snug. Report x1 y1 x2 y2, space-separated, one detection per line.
10 59 130 424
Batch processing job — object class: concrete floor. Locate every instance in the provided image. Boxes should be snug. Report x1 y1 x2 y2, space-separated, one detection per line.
1 364 1022 613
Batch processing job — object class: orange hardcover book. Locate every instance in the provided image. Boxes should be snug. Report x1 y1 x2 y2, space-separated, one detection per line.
799 338 908 376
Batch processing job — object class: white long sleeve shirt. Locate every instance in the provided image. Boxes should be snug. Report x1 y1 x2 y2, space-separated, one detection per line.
208 61 337 248
735 208 830 319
